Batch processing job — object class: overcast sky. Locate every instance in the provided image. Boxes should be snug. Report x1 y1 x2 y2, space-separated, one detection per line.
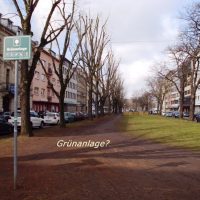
1 0 199 98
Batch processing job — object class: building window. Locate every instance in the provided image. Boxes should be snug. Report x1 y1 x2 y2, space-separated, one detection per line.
41 60 46 68
52 78 56 85
41 88 45 96
34 87 39 95
41 74 45 81
35 71 40 79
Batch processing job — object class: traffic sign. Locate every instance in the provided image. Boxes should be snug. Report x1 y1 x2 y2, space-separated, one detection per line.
3 35 31 60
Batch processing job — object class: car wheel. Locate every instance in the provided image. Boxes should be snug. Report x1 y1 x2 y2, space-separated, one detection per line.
40 121 44 128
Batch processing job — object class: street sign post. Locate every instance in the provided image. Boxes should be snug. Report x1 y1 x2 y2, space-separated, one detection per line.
3 35 31 60
3 34 32 190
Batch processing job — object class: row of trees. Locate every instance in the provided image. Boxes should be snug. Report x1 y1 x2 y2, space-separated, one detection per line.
11 0 124 136
134 2 200 121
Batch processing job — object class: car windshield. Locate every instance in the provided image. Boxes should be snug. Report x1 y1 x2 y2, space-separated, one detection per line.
30 112 39 117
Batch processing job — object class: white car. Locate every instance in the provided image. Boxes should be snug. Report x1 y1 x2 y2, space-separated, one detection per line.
8 111 44 128
44 112 60 125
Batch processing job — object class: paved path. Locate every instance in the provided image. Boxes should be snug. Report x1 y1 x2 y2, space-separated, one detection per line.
1 115 200 200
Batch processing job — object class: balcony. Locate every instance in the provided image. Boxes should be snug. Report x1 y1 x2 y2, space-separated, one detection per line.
0 83 15 95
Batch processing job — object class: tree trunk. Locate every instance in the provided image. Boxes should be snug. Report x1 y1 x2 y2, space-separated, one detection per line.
100 98 105 116
156 98 160 114
95 80 99 117
59 89 65 128
179 78 185 119
189 89 196 121
108 96 112 114
179 91 184 119
88 76 93 119
20 61 32 136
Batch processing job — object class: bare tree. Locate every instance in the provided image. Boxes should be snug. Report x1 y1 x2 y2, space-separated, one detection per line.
147 76 169 115
110 74 125 114
180 2 200 120
97 51 119 115
12 0 65 135
78 15 109 119
158 46 190 118
40 1 87 127
137 91 152 112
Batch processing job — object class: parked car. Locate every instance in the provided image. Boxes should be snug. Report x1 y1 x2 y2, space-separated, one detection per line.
172 111 180 118
194 112 200 122
161 112 166 116
2 112 12 121
76 112 85 120
44 112 60 125
183 112 189 118
8 111 44 129
0 117 13 135
64 112 74 123
71 112 86 121
165 112 173 117
37 111 47 119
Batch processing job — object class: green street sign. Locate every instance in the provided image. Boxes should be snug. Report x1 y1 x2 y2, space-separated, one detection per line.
3 35 31 60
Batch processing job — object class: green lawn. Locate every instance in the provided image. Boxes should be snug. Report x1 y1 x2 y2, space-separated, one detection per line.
122 113 200 150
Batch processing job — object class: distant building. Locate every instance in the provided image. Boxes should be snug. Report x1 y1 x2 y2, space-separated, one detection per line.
76 68 87 112
0 14 89 114
0 13 21 112
63 59 78 112
31 49 60 112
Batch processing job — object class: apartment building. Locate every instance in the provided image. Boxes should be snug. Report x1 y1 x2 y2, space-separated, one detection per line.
31 49 60 112
163 83 179 112
162 67 200 114
63 59 78 112
76 68 87 112
0 14 21 112
0 14 87 113
31 50 85 113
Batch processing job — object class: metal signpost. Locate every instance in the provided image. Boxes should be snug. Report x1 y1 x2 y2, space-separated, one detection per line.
3 34 31 190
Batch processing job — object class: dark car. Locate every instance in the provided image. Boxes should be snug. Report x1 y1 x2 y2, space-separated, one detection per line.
0 117 13 135
2 112 12 121
165 112 173 117
64 112 74 123
195 112 200 122
172 111 180 118
183 112 189 118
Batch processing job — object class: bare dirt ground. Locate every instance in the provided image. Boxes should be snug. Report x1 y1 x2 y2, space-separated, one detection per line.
1 115 200 200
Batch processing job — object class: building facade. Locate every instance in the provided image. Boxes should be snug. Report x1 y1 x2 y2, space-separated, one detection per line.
0 15 88 114
76 68 87 112
31 49 60 112
0 14 21 112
